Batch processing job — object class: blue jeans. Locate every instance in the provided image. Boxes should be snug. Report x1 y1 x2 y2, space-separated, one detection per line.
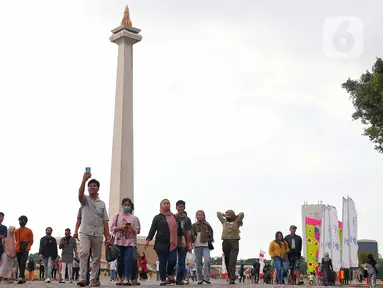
274 257 289 284
176 247 186 282
156 249 177 282
194 246 211 281
117 246 134 280
110 270 116 281
44 257 53 279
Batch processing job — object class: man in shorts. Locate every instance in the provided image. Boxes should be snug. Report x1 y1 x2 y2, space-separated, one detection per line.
284 225 303 285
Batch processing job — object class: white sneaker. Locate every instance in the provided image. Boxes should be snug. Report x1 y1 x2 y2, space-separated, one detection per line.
45 278 51 283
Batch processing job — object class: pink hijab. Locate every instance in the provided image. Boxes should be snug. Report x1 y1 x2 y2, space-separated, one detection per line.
3 226 16 258
160 199 178 251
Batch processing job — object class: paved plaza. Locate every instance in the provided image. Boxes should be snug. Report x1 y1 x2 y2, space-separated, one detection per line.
0 278 374 288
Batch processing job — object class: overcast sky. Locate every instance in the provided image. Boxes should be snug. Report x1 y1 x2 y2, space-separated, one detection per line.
1 0 382 259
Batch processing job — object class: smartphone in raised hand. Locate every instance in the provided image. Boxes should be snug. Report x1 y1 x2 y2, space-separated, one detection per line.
85 167 91 173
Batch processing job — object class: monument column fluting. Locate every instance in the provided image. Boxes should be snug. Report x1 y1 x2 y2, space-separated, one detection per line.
109 6 142 218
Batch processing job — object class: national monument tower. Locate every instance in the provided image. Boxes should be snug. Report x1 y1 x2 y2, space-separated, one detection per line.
108 6 142 217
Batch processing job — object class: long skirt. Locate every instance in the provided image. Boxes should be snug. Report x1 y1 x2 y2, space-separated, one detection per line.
0 253 14 279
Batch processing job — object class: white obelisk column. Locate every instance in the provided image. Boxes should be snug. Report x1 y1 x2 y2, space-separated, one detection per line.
108 25 142 218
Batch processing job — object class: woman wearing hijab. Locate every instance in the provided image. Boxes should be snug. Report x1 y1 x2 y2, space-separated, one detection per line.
191 210 214 284
269 231 290 284
110 198 139 286
217 209 244 284
0 226 16 283
145 199 185 286
365 254 377 288
320 252 333 286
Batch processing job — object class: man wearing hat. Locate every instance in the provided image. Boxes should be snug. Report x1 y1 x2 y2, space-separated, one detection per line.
284 225 303 285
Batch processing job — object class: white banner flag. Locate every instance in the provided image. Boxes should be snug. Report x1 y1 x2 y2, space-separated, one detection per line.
328 205 341 271
259 250 266 275
348 198 359 267
341 197 351 268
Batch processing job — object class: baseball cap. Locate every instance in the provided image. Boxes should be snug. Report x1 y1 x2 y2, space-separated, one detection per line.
290 225 297 229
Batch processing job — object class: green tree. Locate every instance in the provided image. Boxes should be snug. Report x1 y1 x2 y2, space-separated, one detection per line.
212 257 222 265
342 58 383 153
358 252 378 267
243 258 257 265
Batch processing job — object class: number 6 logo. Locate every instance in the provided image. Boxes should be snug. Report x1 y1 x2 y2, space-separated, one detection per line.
322 17 364 59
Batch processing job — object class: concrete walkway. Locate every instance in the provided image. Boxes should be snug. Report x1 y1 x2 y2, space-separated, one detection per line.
0 277 376 288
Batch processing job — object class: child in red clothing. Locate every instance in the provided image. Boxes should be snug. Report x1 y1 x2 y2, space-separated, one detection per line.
27 258 35 281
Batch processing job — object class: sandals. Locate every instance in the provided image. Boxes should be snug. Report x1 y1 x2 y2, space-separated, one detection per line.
166 275 176 284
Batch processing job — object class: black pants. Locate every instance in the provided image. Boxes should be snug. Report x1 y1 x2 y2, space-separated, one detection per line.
156 249 177 282
16 251 29 279
52 269 57 280
72 267 79 281
254 271 260 283
131 248 138 281
39 266 45 279
239 274 245 283
222 240 239 282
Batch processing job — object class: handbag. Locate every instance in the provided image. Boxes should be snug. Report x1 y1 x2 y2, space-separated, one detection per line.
19 229 29 252
208 241 214 250
106 244 120 262
318 264 323 273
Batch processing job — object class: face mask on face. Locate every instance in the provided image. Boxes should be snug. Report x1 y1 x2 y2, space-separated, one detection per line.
122 206 131 213
66 235 71 239
46 232 52 236
226 217 232 222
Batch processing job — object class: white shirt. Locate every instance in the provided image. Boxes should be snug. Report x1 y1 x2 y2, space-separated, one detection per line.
109 260 117 270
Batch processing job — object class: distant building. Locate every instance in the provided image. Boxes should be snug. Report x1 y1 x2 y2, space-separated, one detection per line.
357 239 378 255
301 203 326 259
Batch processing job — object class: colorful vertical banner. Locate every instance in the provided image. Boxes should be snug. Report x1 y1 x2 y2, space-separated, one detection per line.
306 217 321 273
306 216 343 273
338 220 343 262
338 221 342 248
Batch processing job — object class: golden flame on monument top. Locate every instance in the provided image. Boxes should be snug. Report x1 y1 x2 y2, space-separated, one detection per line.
121 5 133 27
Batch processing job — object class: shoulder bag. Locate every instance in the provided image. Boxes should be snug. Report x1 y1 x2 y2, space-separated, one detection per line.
19 229 29 252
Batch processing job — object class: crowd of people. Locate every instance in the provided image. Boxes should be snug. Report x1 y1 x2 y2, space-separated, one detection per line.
0 172 244 287
0 171 378 288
